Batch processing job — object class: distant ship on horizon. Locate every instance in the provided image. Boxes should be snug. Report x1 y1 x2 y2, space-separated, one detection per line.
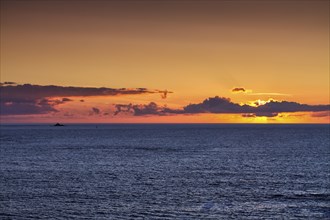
53 123 64 126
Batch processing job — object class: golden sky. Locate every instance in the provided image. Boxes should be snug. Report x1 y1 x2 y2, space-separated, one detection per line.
0 0 329 123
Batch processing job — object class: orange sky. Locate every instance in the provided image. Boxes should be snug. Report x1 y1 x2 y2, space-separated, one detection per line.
0 0 329 123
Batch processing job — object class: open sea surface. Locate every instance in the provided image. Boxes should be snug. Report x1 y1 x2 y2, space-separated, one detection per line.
0 124 329 219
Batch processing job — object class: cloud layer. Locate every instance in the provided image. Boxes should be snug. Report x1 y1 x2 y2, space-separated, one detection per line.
0 83 171 115
1 83 328 118
115 96 330 117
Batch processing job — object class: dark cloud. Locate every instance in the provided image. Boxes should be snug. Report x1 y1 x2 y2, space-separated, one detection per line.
114 103 162 116
231 87 290 96
0 82 17 86
156 90 173 99
232 87 246 93
114 104 133 115
0 83 171 115
0 101 58 115
114 96 330 117
0 83 171 102
0 97 73 116
132 102 160 116
131 102 181 116
184 97 252 113
62 98 73 102
114 102 182 116
255 101 329 114
91 107 101 115
184 97 329 116
38 98 73 106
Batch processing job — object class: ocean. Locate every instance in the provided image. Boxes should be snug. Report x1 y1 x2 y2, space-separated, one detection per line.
0 124 329 219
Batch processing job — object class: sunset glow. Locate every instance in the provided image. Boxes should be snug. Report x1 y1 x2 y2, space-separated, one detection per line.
0 0 329 123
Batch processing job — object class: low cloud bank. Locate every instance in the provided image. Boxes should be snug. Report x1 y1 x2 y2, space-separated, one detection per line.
0 83 171 115
114 96 330 117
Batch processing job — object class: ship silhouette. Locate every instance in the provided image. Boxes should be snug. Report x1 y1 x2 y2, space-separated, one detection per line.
53 123 64 126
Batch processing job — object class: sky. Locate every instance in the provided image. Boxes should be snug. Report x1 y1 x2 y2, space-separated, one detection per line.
0 0 329 123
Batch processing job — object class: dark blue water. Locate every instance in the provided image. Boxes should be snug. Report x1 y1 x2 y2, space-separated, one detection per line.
0 124 329 219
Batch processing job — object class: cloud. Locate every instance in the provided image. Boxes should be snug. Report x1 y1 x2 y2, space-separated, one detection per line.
0 83 172 115
114 102 182 116
62 98 73 102
255 100 329 113
0 83 171 101
231 86 290 96
311 111 330 117
38 97 73 106
0 101 59 115
0 97 73 116
91 107 101 115
183 97 329 116
232 87 246 93
0 81 17 86
183 97 252 113
242 112 278 118
132 102 161 116
114 104 133 115
114 96 330 117
156 90 173 99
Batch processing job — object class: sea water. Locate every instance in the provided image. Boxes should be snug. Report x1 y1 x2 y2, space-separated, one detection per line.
0 124 329 219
